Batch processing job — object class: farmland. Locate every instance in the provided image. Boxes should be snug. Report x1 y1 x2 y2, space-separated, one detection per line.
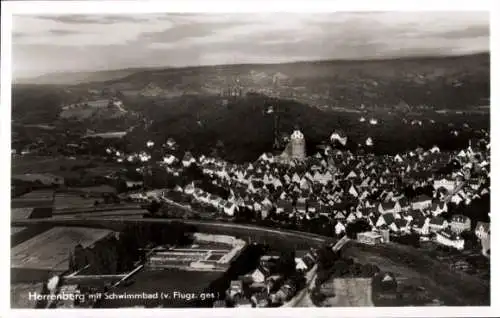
53 193 98 211
321 278 373 307
11 208 34 220
341 241 490 306
11 173 63 185
11 283 44 308
11 156 90 175
84 131 128 139
12 156 122 177
11 226 27 235
11 226 114 271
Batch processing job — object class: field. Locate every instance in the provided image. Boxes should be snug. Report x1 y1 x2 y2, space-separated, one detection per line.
11 208 34 220
11 226 114 271
11 283 44 308
11 189 55 209
11 156 121 177
65 209 148 219
53 193 97 211
11 226 27 235
68 185 117 194
341 241 490 306
11 173 63 185
322 278 373 307
85 131 128 139
11 156 90 175
99 269 222 308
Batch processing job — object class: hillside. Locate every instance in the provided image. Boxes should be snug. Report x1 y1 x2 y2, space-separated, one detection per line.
10 54 490 163
14 68 164 86
14 53 490 111
122 93 488 163
80 53 490 111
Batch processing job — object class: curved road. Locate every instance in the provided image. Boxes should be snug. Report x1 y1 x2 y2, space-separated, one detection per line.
12 214 347 307
12 215 331 244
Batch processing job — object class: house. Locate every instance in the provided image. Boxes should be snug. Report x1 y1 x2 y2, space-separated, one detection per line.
346 212 356 223
213 300 226 308
235 297 252 308
397 198 411 211
276 200 293 215
295 198 307 214
251 266 271 283
357 231 383 245
223 202 238 216
348 185 359 197
182 152 196 167
378 201 400 214
433 178 456 193
411 194 432 211
295 258 308 272
376 213 395 228
226 280 243 299
449 214 471 234
394 218 410 233
450 193 464 205
184 183 196 195
251 293 269 308
430 201 448 217
475 221 490 257
435 229 465 250
428 216 448 233
475 221 490 240
411 217 430 235
279 281 297 300
307 200 319 214
163 154 178 165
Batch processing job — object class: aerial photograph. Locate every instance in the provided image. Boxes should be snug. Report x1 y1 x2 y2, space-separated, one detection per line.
10 11 490 308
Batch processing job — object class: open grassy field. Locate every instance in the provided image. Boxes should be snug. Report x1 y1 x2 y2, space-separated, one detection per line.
11 226 28 235
11 283 44 308
53 193 97 211
11 156 90 175
11 226 114 271
11 189 55 209
322 278 373 307
99 269 221 308
11 208 34 220
11 173 63 185
67 185 117 194
341 241 489 306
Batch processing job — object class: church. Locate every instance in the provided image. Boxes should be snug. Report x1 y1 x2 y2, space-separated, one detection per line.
276 129 306 164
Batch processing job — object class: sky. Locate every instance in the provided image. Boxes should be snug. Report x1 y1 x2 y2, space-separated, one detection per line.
12 12 490 78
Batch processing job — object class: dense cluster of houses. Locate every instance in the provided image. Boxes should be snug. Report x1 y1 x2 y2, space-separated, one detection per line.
173 140 489 252
114 130 490 255
219 249 318 307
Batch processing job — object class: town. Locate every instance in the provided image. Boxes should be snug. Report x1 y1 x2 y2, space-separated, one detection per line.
9 11 491 310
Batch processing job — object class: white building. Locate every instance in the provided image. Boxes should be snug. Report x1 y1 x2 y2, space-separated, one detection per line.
435 229 464 250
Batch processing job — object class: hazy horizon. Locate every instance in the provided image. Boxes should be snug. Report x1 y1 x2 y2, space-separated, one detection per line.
13 12 490 79
14 51 491 80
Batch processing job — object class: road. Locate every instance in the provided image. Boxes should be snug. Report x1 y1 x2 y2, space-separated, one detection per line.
12 213 353 308
11 215 330 244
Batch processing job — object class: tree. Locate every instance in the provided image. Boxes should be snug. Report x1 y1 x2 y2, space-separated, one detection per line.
372 271 398 292
345 219 371 239
68 251 75 272
147 200 162 215
277 250 296 278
